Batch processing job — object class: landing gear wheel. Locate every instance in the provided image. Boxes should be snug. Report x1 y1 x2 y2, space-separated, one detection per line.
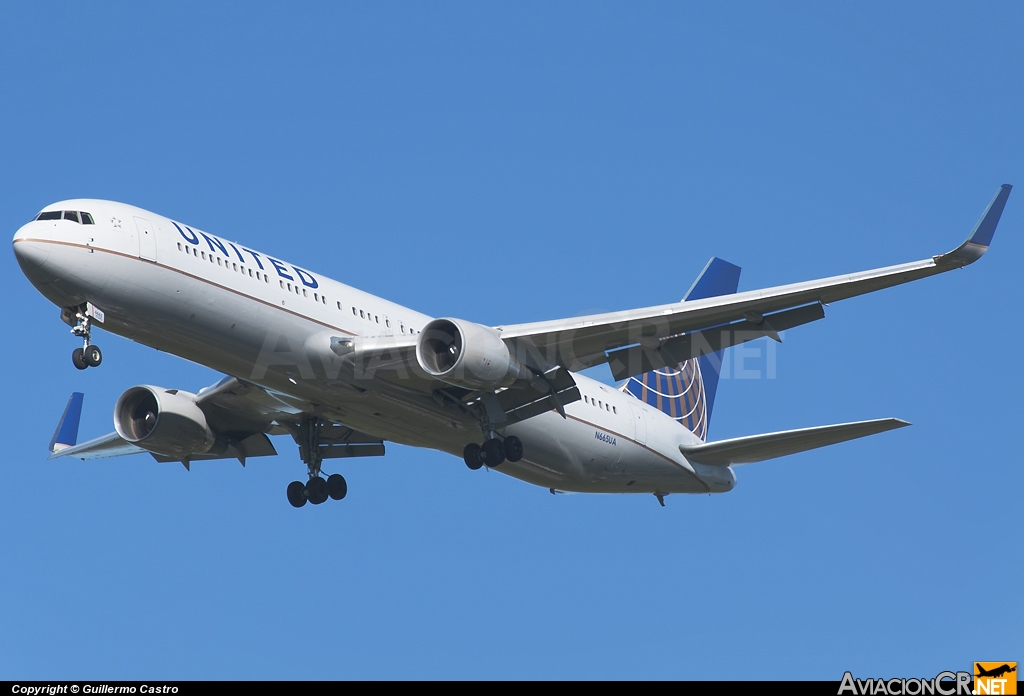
287 481 307 508
504 435 524 463
72 348 88 370
83 345 102 367
463 443 483 470
482 438 506 468
327 473 348 500
305 476 329 505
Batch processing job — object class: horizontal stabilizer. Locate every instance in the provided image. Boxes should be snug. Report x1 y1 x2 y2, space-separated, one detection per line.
679 417 910 466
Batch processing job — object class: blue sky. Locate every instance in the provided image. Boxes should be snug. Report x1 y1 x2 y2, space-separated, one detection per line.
2 2 1021 680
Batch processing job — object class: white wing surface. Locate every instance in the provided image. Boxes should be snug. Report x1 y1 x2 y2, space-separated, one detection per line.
497 185 1011 371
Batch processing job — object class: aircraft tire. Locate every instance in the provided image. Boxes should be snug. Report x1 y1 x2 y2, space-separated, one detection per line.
504 436 524 463
482 438 505 468
72 348 88 370
463 443 483 470
327 473 347 500
306 476 329 505
83 345 102 367
287 481 307 508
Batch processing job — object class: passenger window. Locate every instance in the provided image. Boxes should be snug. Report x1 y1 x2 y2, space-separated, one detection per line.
81 212 94 225
360 310 365 319
217 257 222 266
63 211 80 223
375 315 379 323
177 243 182 251
352 307 357 315
385 319 390 328
302 289 307 297
613 406 617 414
201 251 207 260
232 263 237 271
36 211 62 221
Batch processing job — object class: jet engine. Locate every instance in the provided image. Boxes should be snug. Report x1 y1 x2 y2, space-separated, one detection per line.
114 385 216 458
416 318 531 391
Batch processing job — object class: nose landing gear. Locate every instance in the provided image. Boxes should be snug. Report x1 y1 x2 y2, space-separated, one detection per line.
68 305 102 370
72 344 102 370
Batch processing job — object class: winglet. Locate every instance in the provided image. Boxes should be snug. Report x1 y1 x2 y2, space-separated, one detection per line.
49 392 84 454
936 184 1012 267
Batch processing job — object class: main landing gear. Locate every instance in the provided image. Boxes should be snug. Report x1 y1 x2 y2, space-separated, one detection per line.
286 416 348 509
69 307 102 370
287 474 347 508
463 435 524 470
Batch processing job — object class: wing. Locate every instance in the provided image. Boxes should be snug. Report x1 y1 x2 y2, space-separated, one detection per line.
48 377 384 465
327 186 1010 427
498 185 1012 374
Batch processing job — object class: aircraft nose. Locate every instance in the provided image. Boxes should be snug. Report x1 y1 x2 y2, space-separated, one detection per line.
13 224 57 285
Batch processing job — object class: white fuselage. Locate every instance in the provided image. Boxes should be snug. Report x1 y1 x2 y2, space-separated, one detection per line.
13 199 735 496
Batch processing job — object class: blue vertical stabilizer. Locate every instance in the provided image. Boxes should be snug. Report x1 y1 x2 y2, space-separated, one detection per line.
622 258 741 440
683 258 741 422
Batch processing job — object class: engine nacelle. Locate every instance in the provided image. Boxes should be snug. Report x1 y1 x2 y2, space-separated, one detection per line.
114 385 215 458
416 318 529 391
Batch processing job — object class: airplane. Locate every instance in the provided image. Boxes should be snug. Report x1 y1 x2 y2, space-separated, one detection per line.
13 185 1011 507
976 664 1016 679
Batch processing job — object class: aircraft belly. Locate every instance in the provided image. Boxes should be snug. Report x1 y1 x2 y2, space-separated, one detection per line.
86 257 269 374
80 259 476 451
502 410 710 494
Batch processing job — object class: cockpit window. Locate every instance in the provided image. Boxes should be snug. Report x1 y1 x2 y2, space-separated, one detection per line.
35 210 94 223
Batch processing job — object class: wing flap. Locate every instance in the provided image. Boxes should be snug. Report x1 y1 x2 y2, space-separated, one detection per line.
679 418 910 466
607 303 825 381
149 432 278 463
